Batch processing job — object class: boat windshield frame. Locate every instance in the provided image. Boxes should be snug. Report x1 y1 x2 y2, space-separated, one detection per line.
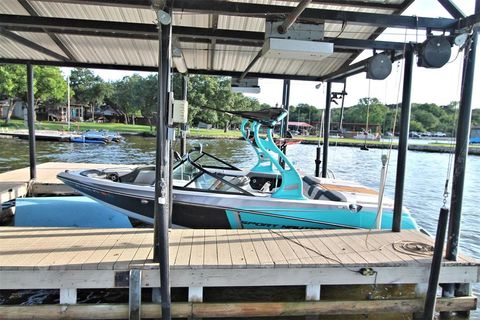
172 150 253 196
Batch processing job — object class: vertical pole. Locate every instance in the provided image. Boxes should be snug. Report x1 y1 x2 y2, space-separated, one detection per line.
26 63 36 181
153 5 172 320
281 79 291 138
446 30 477 262
392 44 414 232
443 31 479 313
338 81 347 131
423 208 449 320
322 81 331 178
67 75 71 130
180 75 188 156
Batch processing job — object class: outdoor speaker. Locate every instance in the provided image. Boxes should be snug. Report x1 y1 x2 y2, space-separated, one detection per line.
366 53 392 80
417 36 451 68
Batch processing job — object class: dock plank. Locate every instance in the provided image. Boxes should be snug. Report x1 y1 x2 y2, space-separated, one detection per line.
227 230 247 268
258 229 288 267
215 229 232 268
203 229 218 268
174 229 194 269
114 229 150 270
189 229 205 269
246 230 274 268
288 230 329 265
97 230 138 270
269 230 302 267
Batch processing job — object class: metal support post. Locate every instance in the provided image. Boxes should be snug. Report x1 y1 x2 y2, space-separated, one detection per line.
180 75 188 156
280 79 291 138
392 44 414 232
26 63 36 180
338 81 347 131
153 3 172 319
423 207 449 320
321 81 331 178
446 30 478 262
442 32 478 317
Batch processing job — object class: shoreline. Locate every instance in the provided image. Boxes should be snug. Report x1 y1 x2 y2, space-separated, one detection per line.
183 134 480 155
1 129 479 155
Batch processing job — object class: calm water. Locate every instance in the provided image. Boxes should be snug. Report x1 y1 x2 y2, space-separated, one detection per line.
0 136 479 316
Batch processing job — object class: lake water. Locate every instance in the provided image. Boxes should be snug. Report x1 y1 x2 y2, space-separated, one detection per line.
0 135 479 316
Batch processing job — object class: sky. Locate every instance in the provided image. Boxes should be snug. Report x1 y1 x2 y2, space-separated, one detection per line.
81 0 479 110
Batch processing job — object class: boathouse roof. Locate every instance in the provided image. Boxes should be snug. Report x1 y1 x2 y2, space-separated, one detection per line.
0 1 476 81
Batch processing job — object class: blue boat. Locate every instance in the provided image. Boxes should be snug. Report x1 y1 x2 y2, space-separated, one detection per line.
58 108 418 230
70 135 107 144
470 127 480 144
85 130 123 142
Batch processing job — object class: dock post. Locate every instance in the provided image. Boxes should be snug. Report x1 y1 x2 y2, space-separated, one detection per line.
423 207 449 320
129 269 142 320
180 75 188 156
392 44 414 232
59 288 77 305
322 81 331 178
444 28 478 308
188 287 203 302
305 284 321 301
153 2 173 319
26 63 36 181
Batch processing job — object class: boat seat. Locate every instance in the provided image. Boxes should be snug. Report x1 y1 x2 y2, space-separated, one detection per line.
302 176 347 202
119 166 155 185
133 170 156 186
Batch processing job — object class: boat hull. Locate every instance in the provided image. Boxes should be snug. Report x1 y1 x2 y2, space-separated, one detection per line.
58 171 418 230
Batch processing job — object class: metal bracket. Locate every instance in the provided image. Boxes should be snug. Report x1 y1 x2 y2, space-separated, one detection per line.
265 21 324 40
115 271 130 287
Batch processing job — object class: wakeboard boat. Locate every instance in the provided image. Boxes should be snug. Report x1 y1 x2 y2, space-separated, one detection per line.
57 108 417 230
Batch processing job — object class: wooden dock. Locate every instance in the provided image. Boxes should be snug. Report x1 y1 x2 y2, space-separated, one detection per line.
0 162 133 199
0 227 478 318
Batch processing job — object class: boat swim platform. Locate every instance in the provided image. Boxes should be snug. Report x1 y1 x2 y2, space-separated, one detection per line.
0 227 478 318
0 162 135 202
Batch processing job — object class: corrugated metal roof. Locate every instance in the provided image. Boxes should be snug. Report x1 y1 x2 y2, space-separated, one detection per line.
0 0 419 79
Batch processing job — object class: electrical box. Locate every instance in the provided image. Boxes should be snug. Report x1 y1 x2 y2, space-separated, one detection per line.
173 100 188 124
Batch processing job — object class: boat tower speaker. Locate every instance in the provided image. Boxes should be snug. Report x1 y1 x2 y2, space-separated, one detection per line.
417 35 451 68
366 53 392 80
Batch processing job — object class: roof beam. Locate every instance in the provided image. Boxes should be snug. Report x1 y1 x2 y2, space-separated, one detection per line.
173 0 458 30
0 15 408 51
27 0 459 30
17 0 76 61
0 27 68 61
437 0 466 19
0 58 322 81
28 0 402 10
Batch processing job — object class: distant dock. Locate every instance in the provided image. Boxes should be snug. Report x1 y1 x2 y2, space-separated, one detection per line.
0 129 73 142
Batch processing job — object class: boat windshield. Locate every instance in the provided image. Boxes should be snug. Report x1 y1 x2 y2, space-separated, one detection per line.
172 150 251 195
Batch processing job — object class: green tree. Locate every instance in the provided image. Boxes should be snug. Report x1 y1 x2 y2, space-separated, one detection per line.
35 66 68 107
0 65 68 124
410 120 425 132
70 68 112 120
0 64 26 124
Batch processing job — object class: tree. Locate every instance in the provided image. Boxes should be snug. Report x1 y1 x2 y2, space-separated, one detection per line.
0 65 68 124
34 66 68 107
0 64 26 124
70 68 112 119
